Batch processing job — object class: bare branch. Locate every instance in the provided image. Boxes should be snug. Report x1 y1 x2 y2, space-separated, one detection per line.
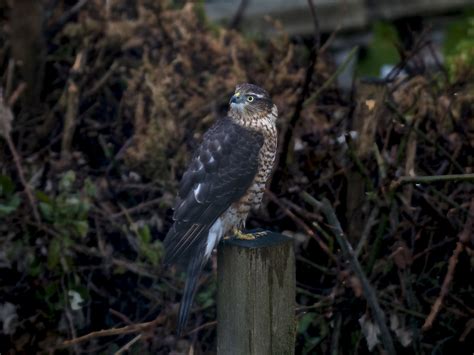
0 89 40 223
385 99 465 173
303 46 358 108
301 192 397 355
228 0 249 30
422 241 464 331
422 198 474 330
279 0 321 168
62 314 165 347
392 174 474 189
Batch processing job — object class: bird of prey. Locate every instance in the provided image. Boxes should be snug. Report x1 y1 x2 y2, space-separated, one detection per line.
164 83 278 335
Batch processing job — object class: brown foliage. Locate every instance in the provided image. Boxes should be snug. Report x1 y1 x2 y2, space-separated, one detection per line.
0 0 472 354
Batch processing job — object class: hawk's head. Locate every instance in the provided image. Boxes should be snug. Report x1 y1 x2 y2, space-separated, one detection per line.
229 83 275 121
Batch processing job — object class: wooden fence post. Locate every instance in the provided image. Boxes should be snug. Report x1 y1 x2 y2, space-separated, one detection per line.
217 231 295 355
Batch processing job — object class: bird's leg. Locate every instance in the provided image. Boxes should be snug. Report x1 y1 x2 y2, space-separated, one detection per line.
232 228 267 240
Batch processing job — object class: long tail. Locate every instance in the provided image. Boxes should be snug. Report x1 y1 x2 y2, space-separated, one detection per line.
176 253 205 336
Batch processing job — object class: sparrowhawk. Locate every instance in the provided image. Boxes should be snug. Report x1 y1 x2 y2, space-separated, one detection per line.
164 83 278 335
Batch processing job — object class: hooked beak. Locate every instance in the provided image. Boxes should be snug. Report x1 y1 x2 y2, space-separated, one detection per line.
230 92 243 105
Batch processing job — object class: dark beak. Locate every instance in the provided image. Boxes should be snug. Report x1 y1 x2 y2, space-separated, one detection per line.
230 93 242 105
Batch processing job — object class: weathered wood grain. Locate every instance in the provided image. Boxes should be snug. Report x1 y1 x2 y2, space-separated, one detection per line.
217 231 295 355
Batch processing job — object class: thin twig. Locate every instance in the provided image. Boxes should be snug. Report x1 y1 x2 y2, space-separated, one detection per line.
426 186 472 218
0 89 40 223
61 50 85 161
379 299 427 320
7 82 27 107
62 314 165 347
62 278 80 355
385 31 430 84
266 191 338 263
280 197 323 223
109 309 133 325
297 255 336 275
355 207 379 257
110 197 164 218
303 46 358 108
5 59 15 99
228 0 249 30
385 99 465 173
319 23 341 54
186 320 217 335
307 0 321 52
330 313 342 355
84 61 119 98
279 0 321 167
72 244 158 279
422 198 474 330
48 0 90 37
460 319 474 342
422 242 464 331
114 334 142 355
301 192 397 355
460 198 474 244
373 143 387 180
392 174 474 189
412 237 455 261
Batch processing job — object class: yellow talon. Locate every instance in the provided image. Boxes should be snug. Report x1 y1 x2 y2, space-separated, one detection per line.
232 229 267 240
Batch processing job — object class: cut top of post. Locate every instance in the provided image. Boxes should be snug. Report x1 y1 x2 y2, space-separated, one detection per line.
221 230 293 249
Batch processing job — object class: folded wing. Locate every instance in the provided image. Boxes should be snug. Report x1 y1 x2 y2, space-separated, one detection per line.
164 117 264 265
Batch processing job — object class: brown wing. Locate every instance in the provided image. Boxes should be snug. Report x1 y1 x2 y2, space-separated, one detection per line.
163 117 264 265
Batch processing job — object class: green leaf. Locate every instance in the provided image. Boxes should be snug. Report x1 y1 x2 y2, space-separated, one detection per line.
298 312 316 334
356 21 400 77
142 247 159 266
84 178 97 197
445 14 474 81
0 195 20 216
72 221 89 238
59 170 76 191
196 281 216 308
138 225 151 244
39 202 54 221
47 239 61 270
28 260 43 277
0 175 15 196
140 240 164 266
444 12 474 56
35 191 51 203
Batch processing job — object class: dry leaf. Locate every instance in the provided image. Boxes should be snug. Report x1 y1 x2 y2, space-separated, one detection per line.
390 313 413 347
391 240 412 270
365 99 376 111
0 302 18 335
359 313 381 351
349 275 363 297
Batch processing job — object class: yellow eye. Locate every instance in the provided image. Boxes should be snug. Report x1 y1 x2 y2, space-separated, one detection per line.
247 96 254 102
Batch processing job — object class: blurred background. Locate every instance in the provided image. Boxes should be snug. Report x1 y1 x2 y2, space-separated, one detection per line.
0 0 473 354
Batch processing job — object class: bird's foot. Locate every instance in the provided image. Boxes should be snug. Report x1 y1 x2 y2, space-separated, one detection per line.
252 231 268 238
232 229 267 240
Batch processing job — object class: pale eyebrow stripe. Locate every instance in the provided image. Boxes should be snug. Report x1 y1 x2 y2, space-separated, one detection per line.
247 92 264 98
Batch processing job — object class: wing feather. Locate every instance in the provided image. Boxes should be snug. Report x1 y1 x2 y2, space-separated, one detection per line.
164 117 264 265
